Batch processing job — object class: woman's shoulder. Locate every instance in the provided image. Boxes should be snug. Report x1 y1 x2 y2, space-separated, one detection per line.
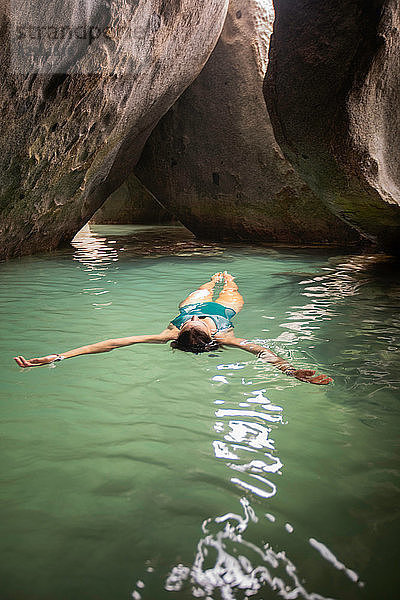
213 328 235 342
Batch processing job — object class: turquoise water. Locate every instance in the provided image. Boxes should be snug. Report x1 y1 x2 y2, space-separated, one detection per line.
1 224 399 600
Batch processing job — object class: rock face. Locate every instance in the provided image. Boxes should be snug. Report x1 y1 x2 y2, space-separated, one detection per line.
0 0 228 259
265 0 400 252
91 174 174 225
135 0 359 245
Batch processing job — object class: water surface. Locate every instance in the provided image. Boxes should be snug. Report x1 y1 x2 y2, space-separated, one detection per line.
1 225 399 600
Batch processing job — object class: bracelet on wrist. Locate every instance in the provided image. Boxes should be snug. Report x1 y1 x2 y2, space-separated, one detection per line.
53 354 64 362
283 366 295 376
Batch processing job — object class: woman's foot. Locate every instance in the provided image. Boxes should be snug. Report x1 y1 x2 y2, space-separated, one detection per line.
223 271 235 283
211 272 223 283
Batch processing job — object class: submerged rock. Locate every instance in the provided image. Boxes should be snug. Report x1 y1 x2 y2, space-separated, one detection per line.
0 0 228 259
135 0 359 245
265 0 400 252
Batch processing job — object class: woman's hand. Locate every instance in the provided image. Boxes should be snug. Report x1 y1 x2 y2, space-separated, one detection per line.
14 355 60 368
288 368 333 385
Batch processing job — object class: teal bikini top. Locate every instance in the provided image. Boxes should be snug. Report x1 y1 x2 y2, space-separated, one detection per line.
171 302 236 333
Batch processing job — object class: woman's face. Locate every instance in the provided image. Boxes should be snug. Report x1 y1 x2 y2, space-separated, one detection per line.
180 315 210 335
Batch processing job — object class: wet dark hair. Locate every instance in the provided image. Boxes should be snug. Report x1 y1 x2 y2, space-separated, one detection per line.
171 326 220 354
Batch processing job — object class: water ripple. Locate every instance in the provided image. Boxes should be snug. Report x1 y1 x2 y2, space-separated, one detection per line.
164 497 363 599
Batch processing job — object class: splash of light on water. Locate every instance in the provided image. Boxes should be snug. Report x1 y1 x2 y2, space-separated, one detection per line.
159 375 364 599
164 496 363 600
309 538 363 586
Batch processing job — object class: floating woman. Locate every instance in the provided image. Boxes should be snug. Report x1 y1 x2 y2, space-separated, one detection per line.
14 272 332 385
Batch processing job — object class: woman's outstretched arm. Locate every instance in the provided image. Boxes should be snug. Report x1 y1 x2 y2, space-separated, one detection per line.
220 336 333 385
14 327 177 368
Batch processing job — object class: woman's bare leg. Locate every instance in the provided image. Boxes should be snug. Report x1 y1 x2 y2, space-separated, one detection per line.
215 272 244 313
179 273 223 308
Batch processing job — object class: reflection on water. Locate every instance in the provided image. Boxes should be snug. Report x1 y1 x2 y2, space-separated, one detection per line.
72 224 120 274
277 254 397 347
162 376 363 600
272 253 400 405
72 223 225 261
69 227 399 598
165 499 363 600
214 387 282 500
2 225 399 600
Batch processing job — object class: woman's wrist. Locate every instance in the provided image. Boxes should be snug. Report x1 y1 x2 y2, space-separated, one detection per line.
257 351 295 375
280 363 295 376
52 354 65 362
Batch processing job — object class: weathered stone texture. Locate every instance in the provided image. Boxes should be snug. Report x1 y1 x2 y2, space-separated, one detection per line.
0 0 228 259
91 174 174 225
135 0 359 245
265 0 400 252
